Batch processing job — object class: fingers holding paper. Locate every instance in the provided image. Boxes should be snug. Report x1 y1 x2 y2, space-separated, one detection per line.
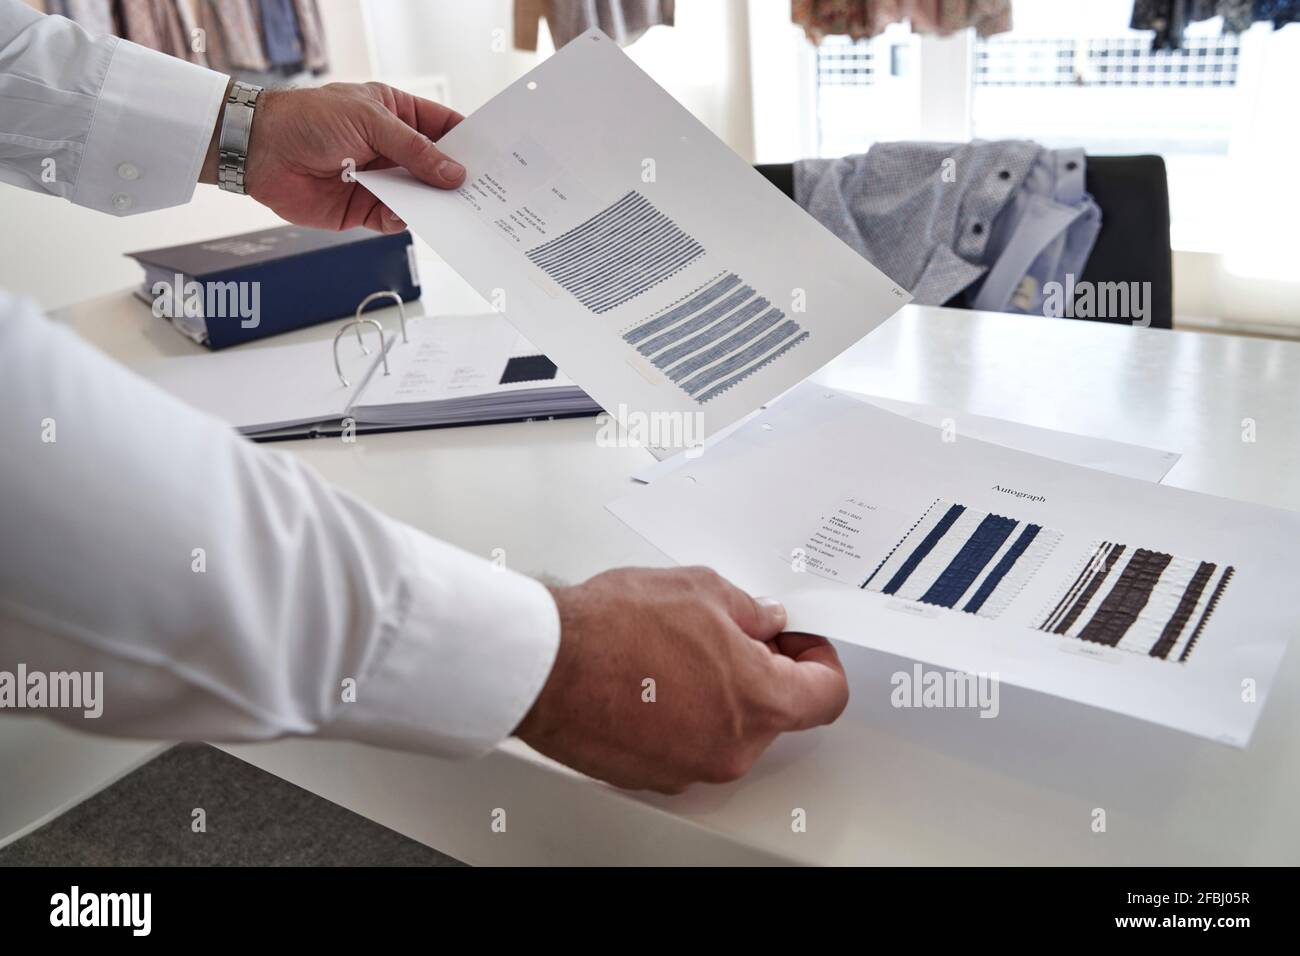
515 567 849 794
238 82 465 235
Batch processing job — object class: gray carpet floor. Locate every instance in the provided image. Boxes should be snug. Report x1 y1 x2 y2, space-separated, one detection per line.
0 743 463 866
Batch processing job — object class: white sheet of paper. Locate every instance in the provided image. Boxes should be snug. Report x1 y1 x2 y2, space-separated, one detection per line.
632 394 1182 484
132 335 381 432
607 384 1297 746
356 315 521 407
358 29 910 457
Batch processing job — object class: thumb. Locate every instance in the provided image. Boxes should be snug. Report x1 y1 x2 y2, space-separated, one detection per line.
729 590 787 642
769 636 850 731
367 110 466 189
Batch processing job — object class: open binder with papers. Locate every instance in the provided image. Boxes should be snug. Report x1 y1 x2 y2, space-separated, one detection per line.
134 294 601 440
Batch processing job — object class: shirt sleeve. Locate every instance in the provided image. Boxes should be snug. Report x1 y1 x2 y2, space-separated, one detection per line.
0 290 561 758
0 0 227 215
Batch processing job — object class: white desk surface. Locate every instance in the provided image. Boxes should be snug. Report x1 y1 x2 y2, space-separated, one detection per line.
40 260 1300 865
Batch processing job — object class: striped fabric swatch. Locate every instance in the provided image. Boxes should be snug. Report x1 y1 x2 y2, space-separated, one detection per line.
862 499 1061 619
622 272 810 405
1038 541 1233 661
525 191 703 314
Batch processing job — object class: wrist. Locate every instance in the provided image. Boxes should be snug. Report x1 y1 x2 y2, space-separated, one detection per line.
200 80 272 191
199 77 236 185
514 585 579 743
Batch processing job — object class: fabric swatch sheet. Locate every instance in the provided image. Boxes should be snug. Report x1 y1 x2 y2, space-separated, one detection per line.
358 30 910 456
608 384 1300 746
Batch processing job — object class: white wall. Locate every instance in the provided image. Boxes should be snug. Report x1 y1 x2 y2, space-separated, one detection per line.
363 0 756 156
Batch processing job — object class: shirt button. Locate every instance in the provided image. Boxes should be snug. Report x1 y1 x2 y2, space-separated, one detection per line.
111 192 134 212
117 162 140 181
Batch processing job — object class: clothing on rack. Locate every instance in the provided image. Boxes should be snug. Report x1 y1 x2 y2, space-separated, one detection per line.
194 0 228 71
257 0 301 68
174 0 204 65
157 0 193 62
292 0 326 73
1132 0 1297 51
1254 0 1300 28
40 0 328 75
791 0 1012 44
205 0 268 71
793 141 1100 315
514 0 675 52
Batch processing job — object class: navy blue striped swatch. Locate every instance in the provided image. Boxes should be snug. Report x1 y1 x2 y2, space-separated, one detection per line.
622 272 810 405
863 499 1061 620
525 191 702 314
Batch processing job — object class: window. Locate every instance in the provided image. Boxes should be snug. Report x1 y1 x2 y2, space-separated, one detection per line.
969 5 1247 252
780 0 1297 259
812 24 919 157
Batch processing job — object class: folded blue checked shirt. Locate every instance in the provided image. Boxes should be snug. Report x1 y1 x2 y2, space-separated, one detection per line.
794 140 1101 315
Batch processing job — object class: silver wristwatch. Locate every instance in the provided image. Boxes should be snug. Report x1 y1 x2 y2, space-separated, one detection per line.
217 81 264 194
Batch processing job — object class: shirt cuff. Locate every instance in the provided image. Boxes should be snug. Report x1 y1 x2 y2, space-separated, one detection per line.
71 37 227 216
326 526 562 759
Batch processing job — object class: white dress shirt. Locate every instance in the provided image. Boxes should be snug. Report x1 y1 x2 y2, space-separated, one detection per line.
0 1 561 758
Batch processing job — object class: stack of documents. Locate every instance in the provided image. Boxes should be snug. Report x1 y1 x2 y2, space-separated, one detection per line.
348 28 1299 747
607 384 1300 747
134 314 599 439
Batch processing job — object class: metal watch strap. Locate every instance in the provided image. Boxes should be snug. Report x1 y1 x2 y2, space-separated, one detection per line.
217 81 264 194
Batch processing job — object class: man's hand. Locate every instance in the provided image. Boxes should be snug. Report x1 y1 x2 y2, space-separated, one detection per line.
202 81 465 233
516 567 849 794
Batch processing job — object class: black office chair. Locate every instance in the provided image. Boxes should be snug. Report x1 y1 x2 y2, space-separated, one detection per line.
755 155 1173 329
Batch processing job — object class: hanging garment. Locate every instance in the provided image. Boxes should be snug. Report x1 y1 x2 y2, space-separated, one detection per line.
205 0 270 71
117 0 162 50
791 0 1011 44
115 0 192 58
175 0 207 66
790 0 902 41
64 0 112 36
1254 0 1300 28
292 0 327 73
514 0 675 51
1214 0 1255 32
156 0 192 60
257 0 302 69
515 0 546 50
1132 0 1265 51
794 141 1100 313
195 0 230 71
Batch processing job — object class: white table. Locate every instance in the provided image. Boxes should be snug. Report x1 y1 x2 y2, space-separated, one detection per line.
37 261 1300 864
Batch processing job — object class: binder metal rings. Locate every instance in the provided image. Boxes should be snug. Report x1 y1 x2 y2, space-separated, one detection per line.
355 290 409 343
332 318 389 388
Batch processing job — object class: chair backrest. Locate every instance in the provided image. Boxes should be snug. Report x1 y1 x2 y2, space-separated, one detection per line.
1078 155 1172 330
755 155 1173 329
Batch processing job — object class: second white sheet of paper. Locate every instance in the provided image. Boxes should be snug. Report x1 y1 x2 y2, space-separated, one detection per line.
358 29 910 457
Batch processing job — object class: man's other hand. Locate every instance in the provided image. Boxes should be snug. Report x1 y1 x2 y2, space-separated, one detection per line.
516 567 850 794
